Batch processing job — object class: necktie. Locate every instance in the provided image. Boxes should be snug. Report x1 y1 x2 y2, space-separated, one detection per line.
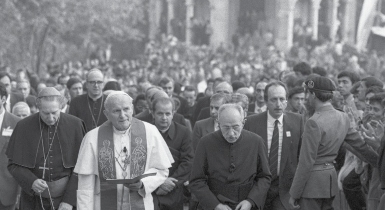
269 120 279 179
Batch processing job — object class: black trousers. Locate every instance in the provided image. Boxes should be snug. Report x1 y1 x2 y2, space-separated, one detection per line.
342 170 366 210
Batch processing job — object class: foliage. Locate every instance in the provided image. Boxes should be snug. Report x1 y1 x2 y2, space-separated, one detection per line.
0 0 148 75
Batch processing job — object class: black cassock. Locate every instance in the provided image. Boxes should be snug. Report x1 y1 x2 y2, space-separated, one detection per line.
6 113 86 209
190 130 271 210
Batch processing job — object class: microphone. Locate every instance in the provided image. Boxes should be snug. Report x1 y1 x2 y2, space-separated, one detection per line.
123 147 127 153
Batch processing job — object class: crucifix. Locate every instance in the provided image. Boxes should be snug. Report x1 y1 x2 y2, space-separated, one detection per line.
39 163 49 179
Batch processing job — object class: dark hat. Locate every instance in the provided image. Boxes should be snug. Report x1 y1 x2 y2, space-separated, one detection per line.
304 76 336 93
66 77 82 89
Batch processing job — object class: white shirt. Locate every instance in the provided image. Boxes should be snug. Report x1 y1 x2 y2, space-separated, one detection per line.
5 94 10 112
254 104 267 114
214 120 219 131
0 108 5 129
113 126 131 210
267 111 283 175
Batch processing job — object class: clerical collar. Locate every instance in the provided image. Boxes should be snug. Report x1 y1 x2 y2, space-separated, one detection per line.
88 94 103 102
113 125 131 135
159 127 169 134
158 122 175 137
40 116 60 128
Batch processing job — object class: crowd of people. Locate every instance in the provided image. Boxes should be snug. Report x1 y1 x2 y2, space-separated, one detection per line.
0 34 385 210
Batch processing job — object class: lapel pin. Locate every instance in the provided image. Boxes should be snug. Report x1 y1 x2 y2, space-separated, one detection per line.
286 131 291 137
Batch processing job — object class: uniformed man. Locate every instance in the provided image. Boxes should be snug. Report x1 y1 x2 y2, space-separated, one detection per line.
289 76 378 210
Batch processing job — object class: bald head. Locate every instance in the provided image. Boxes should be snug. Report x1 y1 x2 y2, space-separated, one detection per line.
215 82 233 94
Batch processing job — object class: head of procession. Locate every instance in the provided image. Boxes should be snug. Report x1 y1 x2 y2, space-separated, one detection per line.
37 87 67 126
103 91 134 131
218 103 245 144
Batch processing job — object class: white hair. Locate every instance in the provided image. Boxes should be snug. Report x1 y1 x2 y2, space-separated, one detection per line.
104 91 133 111
217 104 244 121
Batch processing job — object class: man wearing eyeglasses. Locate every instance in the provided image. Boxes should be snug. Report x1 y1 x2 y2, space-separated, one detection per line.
69 69 108 131
190 104 271 210
243 81 304 210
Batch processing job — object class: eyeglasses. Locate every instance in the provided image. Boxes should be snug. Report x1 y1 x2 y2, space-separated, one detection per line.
88 81 103 85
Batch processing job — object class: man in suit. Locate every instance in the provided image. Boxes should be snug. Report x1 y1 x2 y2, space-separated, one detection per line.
289 76 378 210
192 93 230 151
151 97 194 210
0 83 21 210
243 81 304 210
0 72 24 113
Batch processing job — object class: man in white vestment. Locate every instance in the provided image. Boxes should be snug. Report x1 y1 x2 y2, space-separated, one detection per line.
74 91 174 210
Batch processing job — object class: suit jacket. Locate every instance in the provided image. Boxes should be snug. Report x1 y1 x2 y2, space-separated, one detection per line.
378 136 385 189
192 118 215 151
243 111 303 210
290 104 378 200
248 103 255 113
0 111 20 206
191 96 210 125
196 107 211 123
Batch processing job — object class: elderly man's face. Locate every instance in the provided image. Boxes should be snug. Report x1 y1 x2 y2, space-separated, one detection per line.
39 100 61 126
219 108 243 143
103 96 133 131
13 107 30 118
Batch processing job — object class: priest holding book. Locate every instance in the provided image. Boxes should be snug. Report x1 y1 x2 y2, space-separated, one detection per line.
74 91 174 210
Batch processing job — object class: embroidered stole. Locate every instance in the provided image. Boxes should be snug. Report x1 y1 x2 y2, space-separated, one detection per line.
97 119 147 210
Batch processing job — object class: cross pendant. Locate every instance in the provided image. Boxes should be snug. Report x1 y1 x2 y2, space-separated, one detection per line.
39 165 49 179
